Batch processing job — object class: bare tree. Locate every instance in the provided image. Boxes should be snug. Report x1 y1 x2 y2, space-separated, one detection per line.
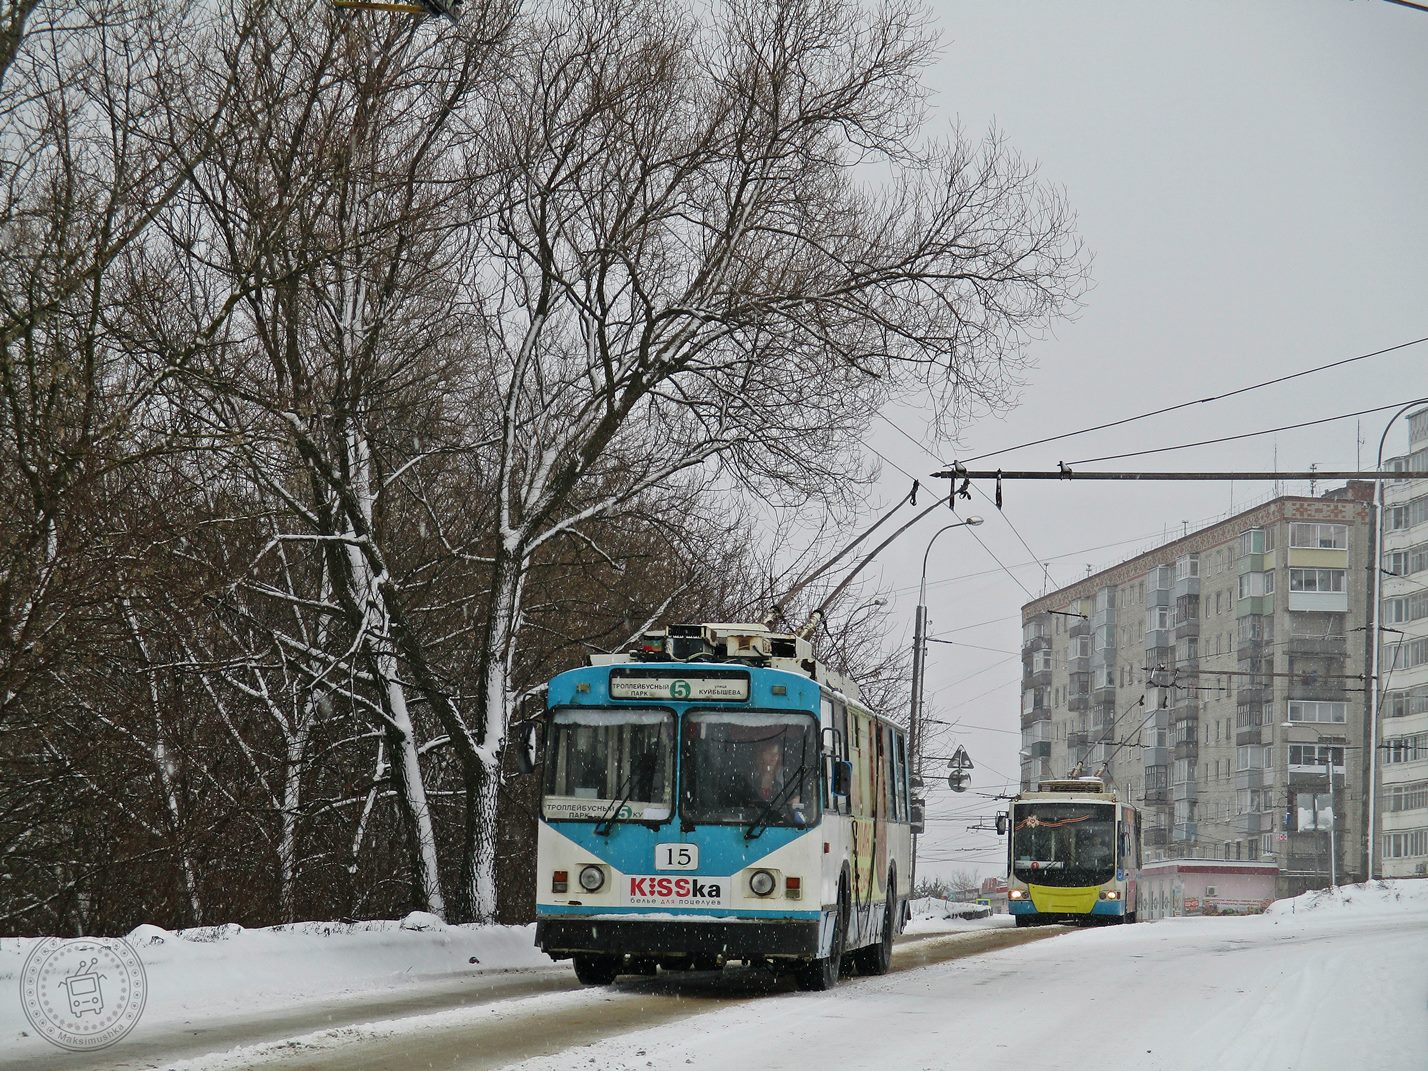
2 0 1083 933
438 0 1086 920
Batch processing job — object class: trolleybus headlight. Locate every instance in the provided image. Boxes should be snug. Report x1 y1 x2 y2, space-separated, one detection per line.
579 865 606 893
749 869 777 897
1008 888 1025 900
1100 890 1120 900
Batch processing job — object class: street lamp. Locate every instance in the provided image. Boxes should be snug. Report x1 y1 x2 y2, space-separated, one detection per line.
908 516 984 792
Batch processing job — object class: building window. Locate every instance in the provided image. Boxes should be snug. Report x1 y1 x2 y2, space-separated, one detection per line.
1288 568 1345 593
1287 700 1347 724
1385 686 1428 720
1383 829 1428 859
1387 496 1428 532
1176 553 1200 580
1239 571 1275 599
1387 782 1428 813
1385 542 1428 577
1290 522 1348 549
1384 639 1428 673
1385 734 1428 765
1236 745 1270 771
1288 744 1344 770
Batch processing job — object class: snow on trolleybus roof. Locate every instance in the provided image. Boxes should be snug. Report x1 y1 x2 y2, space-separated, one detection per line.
583 622 864 701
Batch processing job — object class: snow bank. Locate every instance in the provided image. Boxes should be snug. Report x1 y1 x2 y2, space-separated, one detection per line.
1264 878 1428 920
904 896 1012 934
0 915 551 1049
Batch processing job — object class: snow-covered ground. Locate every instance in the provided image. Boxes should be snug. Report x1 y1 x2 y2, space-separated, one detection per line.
3 882 1425 1070
0 911 552 1066
492 881 1428 1071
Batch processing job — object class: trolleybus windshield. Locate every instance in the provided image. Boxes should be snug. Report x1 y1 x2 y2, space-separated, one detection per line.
542 708 674 823
1012 801 1117 887
680 710 818 828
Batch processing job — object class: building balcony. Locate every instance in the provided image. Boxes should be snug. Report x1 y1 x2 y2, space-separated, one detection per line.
1029 668 1052 687
1067 731 1089 751
1169 700 1200 727
1068 693 1088 713
1235 724 1269 747
1143 786 1169 805
1237 637 1268 661
1020 707 1051 730
1022 635 1050 654
1144 827 1169 847
1234 768 1266 790
1175 618 1201 641
1287 635 1348 659
1237 683 1269 706
1027 740 1051 760
1173 738 1199 763
1173 780 1198 802
1287 681 1349 703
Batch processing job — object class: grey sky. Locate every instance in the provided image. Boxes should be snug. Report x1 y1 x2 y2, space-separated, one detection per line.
868 0 1428 881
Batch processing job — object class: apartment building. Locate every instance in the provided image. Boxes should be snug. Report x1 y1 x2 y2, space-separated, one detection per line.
1380 406 1428 878
1020 484 1375 899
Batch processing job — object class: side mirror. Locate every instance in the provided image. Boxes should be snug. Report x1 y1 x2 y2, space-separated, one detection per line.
995 812 1008 837
910 798 926 835
515 721 541 775
831 758 853 798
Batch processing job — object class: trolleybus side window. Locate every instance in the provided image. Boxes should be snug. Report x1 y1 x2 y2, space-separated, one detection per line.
542 708 674 823
894 731 909 821
886 728 904 822
680 710 819 827
831 699 850 815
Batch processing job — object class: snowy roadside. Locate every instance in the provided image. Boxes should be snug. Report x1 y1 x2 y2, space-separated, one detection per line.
0 911 553 1064
0 896 1006 1065
10 884 1421 1070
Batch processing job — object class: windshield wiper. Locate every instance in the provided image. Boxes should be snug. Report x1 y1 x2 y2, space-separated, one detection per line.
594 768 637 837
744 761 808 841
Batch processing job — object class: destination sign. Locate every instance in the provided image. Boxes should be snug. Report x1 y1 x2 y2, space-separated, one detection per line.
609 669 749 702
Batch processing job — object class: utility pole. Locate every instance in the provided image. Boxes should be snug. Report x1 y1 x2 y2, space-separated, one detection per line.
1326 753 1337 888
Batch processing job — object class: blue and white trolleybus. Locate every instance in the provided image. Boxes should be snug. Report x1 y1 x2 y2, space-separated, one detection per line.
527 622 913 989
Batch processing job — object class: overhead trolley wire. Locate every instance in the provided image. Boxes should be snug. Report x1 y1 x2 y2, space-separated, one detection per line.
952 333 1428 465
1067 400 1413 466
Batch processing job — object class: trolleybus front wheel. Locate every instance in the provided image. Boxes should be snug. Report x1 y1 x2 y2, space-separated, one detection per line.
572 954 621 985
797 894 847 991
